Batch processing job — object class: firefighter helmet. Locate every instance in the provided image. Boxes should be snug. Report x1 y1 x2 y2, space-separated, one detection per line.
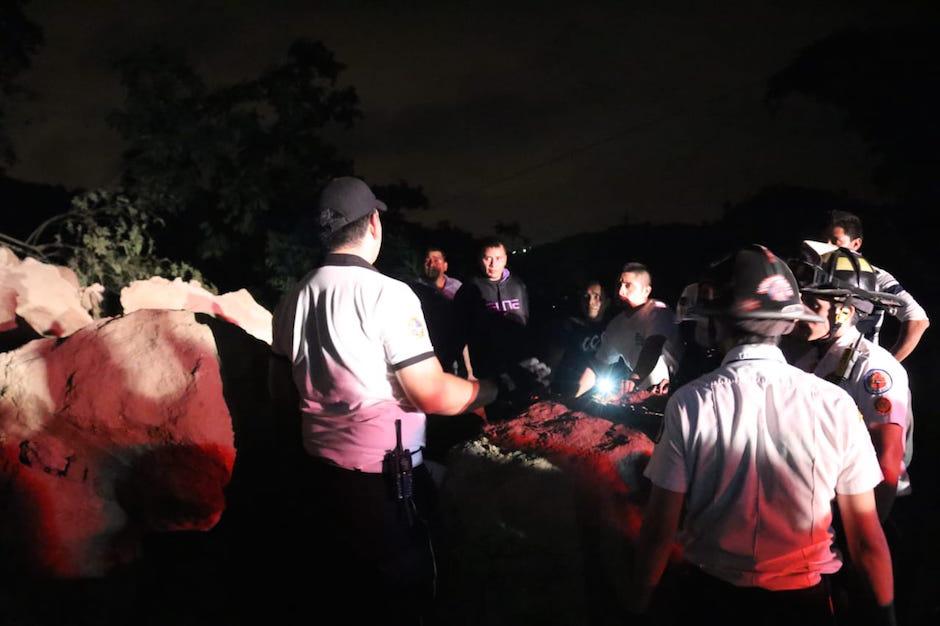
693 244 823 324
790 241 902 317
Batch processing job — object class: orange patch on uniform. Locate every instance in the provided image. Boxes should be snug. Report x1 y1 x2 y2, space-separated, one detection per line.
864 369 892 394
874 397 892 415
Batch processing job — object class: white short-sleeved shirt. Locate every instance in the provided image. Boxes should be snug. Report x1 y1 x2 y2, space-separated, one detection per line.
859 265 929 343
271 254 436 473
595 299 678 387
875 265 928 322
645 344 882 590
796 325 914 495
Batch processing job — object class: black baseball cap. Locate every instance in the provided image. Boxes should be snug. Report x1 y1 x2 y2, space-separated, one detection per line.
317 177 387 234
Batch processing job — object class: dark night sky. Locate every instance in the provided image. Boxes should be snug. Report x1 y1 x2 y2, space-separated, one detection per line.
6 1 930 242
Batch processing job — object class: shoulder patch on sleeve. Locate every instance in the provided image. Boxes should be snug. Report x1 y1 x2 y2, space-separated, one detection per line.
874 396 892 415
863 369 892 395
407 315 427 339
875 396 891 415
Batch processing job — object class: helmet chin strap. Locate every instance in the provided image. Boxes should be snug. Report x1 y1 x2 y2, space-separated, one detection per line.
814 301 851 345
833 303 852 327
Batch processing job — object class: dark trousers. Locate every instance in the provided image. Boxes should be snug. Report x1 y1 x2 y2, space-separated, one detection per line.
675 565 835 626
884 494 916 625
294 460 438 626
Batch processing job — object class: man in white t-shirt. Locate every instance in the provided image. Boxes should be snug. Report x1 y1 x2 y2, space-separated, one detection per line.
628 245 895 626
270 177 496 624
826 210 929 361
575 262 678 398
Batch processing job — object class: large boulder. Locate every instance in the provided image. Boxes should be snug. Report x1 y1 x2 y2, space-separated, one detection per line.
0 310 236 577
438 401 656 626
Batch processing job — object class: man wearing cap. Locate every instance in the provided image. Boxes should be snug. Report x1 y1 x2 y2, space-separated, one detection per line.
629 245 894 626
270 176 496 623
826 210 929 361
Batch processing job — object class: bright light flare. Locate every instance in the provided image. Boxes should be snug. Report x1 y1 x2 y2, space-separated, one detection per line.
596 376 616 394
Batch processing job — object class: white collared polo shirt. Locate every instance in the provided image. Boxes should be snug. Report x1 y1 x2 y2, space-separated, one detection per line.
272 253 436 472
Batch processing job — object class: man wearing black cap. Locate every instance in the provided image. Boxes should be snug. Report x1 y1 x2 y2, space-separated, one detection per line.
629 245 894 626
271 176 496 623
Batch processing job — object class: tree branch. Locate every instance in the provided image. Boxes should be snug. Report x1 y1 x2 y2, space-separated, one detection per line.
0 231 47 260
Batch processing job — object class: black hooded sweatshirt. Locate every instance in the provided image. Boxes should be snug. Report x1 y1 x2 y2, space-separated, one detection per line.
453 269 529 378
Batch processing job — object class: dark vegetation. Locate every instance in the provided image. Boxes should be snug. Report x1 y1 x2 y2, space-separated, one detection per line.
1 2 938 622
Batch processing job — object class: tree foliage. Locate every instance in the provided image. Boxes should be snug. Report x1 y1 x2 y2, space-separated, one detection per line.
109 38 362 299
1 190 206 313
494 220 530 252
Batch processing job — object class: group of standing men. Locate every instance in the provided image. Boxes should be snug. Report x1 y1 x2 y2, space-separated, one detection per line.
270 177 928 625
629 217 927 625
417 237 530 387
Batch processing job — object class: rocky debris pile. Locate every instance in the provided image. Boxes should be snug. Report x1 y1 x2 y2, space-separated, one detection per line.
0 245 273 346
438 400 655 626
0 247 99 337
121 276 272 344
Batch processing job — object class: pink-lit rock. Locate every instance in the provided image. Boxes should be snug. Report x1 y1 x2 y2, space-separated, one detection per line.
488 401 654 492
0 246 18 267
120 276 273 344
0 248 18 331
0 309 235 577
0 247 94 337
0 279 16 332
439 401 656 624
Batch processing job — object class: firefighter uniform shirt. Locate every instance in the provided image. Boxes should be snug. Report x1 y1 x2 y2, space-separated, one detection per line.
797 325 914 495
646 344 882 590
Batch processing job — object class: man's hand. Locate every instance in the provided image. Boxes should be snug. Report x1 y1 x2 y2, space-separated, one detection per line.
617 379 669 406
